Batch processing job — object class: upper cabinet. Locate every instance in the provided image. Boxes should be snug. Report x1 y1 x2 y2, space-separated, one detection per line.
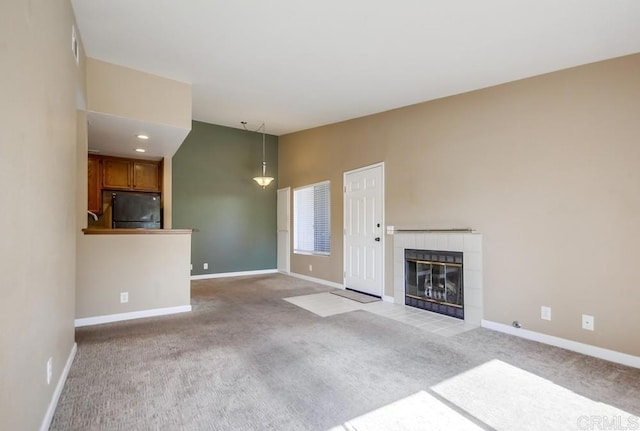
133 161 160 191
101 156 161 192
102 158 132 190
89 155 162 210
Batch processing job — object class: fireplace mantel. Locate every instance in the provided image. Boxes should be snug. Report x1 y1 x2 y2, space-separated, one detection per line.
387 227 476 234
392 230 483 327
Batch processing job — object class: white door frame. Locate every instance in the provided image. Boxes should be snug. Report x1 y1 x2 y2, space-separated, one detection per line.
343 162 385 297
277 187 291 273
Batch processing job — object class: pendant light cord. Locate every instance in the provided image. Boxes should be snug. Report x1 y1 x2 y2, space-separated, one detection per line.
242 121 267 165
261 123 266 175
243 121 272 187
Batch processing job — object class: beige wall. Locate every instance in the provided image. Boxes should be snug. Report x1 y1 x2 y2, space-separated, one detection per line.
0 0 86 429
86 58 192 129
76 234 191 319
279 54 640 357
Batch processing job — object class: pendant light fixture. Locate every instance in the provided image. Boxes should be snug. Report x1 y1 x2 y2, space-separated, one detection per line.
243 121 274 189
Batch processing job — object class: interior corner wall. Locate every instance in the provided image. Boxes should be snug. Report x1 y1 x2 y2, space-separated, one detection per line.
162 157 173 229
172 121 278 275
0 0 85 429
278 53 640 357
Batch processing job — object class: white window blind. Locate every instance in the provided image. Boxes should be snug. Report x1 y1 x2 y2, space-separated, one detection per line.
293 181 330 255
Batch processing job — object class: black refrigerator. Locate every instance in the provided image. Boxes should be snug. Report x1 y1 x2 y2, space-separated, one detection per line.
112 191 161 229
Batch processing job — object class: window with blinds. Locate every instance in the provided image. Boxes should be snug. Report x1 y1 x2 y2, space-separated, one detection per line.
293 181 330 255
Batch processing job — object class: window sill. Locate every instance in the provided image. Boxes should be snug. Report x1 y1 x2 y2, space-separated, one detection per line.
293 251 330 257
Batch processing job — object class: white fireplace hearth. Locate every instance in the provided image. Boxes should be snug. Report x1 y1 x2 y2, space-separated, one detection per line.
391 229 483 327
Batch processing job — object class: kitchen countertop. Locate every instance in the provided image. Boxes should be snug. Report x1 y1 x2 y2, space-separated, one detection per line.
82 228 193 235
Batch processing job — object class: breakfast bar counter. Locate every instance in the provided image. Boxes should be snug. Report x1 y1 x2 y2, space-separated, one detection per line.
83 228 193 235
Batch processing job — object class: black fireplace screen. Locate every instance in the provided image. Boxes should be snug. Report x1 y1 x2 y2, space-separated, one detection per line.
405 249 463 319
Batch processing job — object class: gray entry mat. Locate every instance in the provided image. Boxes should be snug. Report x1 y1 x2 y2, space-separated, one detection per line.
330 289 381 303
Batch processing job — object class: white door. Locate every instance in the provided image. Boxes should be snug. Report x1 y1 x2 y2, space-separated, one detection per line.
344 163 384 296
277 187 290 273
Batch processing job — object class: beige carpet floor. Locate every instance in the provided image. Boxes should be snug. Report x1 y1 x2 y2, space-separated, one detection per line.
51 274 640 430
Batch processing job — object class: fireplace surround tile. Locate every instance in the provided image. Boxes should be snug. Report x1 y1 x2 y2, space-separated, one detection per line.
464 305 483 325
393 285 404 305
464 286 483 308
436 234 449 250
463 252 482 271
463 234 482 252
424 234 438 249
394 234 411 249
393 247 405 264
448 234 464 251
463 269 482 290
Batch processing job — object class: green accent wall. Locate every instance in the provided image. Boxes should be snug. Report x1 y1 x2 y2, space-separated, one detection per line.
172 121 278 275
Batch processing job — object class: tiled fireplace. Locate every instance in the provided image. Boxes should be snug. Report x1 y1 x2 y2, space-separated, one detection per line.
392 230 483 327
405 249 464 319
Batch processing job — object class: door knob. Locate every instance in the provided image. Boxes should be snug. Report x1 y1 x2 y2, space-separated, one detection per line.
375 237 381 242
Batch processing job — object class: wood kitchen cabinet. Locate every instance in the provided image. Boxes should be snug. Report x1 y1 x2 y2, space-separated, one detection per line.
99 156 161 192
87 156 102 213
102 158 132 190
133 161 160 191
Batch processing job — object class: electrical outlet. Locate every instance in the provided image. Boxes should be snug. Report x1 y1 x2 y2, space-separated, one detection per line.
203 263 208 270
120 292 129 303
541 306 551 321
309 265 312 272
46 357 52 385
582 314 594 331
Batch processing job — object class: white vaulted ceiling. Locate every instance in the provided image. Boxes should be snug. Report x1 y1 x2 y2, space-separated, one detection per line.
72 0 640 137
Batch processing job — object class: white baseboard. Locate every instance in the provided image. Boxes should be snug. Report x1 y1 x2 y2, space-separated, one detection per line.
481 319 640 369
382 294 395 303
287 272 345 289
191 269 277 280
40 342 77 431
75 305 192 328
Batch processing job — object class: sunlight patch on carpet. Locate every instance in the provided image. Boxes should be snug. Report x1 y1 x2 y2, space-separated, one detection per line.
431 359 638 431
327 390 482 431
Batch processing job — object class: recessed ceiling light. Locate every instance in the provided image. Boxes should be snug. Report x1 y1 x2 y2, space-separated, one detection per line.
135 148 146 153
136 134 149 140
